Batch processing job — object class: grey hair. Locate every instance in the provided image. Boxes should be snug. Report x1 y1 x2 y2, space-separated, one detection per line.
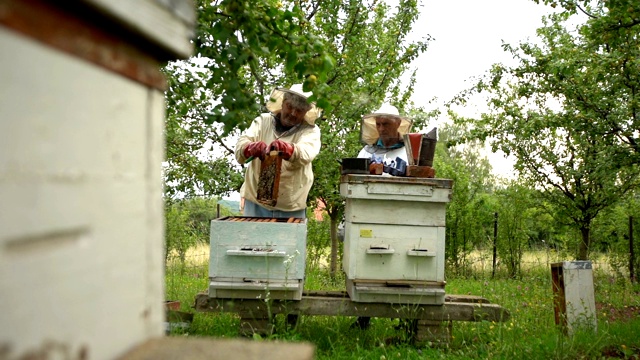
284 92 311 111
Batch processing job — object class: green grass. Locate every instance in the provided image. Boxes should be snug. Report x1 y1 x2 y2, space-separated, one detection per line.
165 253 640 359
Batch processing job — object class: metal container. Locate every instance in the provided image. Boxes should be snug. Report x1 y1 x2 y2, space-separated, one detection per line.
208 216 307 300
340 175 453 304
339 157 370 175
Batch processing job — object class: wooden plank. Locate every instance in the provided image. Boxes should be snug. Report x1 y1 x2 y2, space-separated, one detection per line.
303 290 350 298
194 293 509 322
301 291 488 303
444 294 490 304
406 165 436 178
118 337 314 360
81 0 195 59
414 320 452 345
353 279 446 287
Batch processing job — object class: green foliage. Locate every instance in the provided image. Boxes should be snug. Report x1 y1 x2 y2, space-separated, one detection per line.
192 0 336 130
592 191 640 280
163 0 336 198
163 61 246 198
305 212 332 270
163 0 430 203
449 2 640 259
494 183 537 278
437 122 496 276
165 197 238 266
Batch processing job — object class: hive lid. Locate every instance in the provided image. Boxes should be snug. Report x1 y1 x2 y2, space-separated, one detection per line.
340 174 453 189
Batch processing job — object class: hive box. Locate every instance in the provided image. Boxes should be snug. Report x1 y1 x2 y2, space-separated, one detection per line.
340 175 453 304
208 216 307 300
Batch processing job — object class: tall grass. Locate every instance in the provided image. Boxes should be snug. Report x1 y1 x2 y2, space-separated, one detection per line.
165 250 640 359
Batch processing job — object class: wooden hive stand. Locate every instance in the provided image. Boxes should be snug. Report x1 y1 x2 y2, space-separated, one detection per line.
194 291 510 346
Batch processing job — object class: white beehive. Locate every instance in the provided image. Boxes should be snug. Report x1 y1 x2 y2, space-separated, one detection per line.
209 216 307 300
340 175 453 304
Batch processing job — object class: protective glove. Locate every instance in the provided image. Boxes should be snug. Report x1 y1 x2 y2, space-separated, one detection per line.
269 139 294 160
243 141 268 160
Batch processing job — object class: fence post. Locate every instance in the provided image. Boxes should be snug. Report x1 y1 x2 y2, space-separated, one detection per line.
492 212 498 279
217 203 220 218
630 216 635 283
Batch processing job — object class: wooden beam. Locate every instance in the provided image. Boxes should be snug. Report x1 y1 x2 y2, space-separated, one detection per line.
194 293 509 322
118 337 314 360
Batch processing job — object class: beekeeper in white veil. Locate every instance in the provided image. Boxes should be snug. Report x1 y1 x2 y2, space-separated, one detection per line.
235 84 322 218
357 103 412 163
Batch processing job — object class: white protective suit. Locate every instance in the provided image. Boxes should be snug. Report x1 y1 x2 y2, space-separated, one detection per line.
235 86 321 212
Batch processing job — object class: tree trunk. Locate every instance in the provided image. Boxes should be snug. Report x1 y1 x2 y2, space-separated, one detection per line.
577 225 591 260
329 213 339 278
630 216 635 283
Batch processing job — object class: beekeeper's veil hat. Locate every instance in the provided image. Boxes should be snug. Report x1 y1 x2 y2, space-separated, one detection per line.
360 103 412 145
265 84 322 125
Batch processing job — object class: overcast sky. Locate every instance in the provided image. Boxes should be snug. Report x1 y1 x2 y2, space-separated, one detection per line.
403 0 555 177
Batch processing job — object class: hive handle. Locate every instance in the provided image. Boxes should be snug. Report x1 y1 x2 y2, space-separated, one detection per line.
366 246 395 255
407 249 436 257
226 249 287 257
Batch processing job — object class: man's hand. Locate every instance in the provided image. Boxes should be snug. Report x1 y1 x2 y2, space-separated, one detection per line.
243 141 268 160
269 139 294 160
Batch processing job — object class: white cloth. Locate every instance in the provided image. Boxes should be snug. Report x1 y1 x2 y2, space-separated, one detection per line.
357 144 408 164
235 113 321 212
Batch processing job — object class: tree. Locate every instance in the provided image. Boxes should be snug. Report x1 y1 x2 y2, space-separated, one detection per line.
165 1 430 276
451 7 640 260
494 183 536 278
306 0 430 276
163 0 336 198
437 122 496 276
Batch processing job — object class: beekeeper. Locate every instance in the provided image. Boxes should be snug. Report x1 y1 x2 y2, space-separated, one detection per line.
235 84 322 218
357 103 412 173
351 103 412 330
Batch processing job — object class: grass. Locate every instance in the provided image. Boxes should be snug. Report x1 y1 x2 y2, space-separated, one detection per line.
165 249 640 359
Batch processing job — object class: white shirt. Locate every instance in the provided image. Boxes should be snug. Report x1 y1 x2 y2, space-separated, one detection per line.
357 144 408 164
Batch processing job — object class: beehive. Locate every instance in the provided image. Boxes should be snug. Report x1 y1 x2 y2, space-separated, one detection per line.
208 216 307 300
340 175 453 304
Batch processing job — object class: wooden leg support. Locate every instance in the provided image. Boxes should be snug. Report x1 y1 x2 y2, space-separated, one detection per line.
413 320 452 346
239 317 274 337
286 314 299 330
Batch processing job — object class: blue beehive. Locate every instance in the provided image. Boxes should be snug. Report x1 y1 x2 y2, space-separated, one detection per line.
208 216 307 300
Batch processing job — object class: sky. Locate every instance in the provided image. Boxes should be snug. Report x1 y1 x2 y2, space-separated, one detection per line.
402 0 555 177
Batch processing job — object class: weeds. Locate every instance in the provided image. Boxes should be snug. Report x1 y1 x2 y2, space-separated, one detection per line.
166 251 640 359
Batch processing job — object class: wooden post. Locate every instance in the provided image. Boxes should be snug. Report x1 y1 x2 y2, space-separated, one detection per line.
630 216 635 283
492 212 498 278
414 320 452 346
217 203 220 218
